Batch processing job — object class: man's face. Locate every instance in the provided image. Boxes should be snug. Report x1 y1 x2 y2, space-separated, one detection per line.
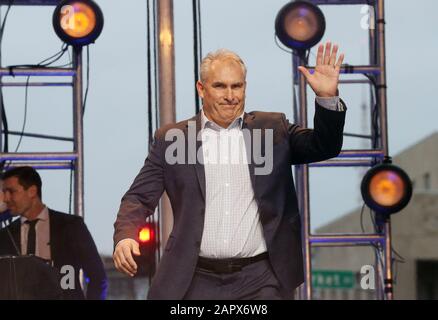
197 58 246 128
2 177 34 217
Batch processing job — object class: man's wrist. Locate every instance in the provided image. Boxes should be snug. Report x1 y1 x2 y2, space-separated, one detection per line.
315 96 342 111
316 89 339 98
115 238 137 249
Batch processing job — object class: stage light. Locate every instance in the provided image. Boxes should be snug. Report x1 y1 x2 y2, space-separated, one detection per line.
275 1 325 52
139 225 153 243
361 163 413 216
52 0 104 47
135 223 157 277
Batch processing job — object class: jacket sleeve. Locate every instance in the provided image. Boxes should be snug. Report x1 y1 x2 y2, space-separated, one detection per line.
73 218 108 300
284 100 346 165
113 129 166 246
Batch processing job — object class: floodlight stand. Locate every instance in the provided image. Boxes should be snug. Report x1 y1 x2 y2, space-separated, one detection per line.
0 1 85 220
292 0 394 300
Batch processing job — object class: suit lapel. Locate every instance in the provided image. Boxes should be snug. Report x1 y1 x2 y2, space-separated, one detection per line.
243 112 258 192
48 210 59 263
9 220 21 255
185 113 206 202
189 112 260 201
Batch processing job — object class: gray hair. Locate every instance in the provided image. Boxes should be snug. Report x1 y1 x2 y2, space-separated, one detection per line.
199 49 247 82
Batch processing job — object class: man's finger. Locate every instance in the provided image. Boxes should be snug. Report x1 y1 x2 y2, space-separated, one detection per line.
114 248 135 276
131 241 141 256
316 44 324 66
323 42 332 65
335 53 345 71
119 253 136 276
123 245 138 271
298 66 311 81
329 44 338 66
114 254 132 276
119 249 135 273
113 255 120 270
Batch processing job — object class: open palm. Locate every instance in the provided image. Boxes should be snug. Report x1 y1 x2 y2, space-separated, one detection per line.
298 42 344 98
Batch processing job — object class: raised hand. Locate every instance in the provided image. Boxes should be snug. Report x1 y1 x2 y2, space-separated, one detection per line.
298 42 344 98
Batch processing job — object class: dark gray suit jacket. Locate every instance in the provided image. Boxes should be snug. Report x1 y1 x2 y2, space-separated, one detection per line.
114 101 346 299
0 209 107 300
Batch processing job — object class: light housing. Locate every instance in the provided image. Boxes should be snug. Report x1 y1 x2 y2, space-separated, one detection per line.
361 163 413 216
275 0 325 52
52 0 104 47
135 223 157 277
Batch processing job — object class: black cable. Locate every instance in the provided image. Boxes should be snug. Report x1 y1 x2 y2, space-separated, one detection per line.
0 0 13 55
67 44 71 66
369 205 377 231
274 34 311 65
361 202 386 293
192 0 200 114
10 46 71 154
82 45 90 115
8 44 69 70
274 35 293 55
305 48 311 64
0 0 14 171
13 75 30 152
360 202 366 233
50 61 73 68
146 0 153 149
364 73 380 150
356 202 389 298
367 208 385 298
0 90 9 155
367 205 405 288
42 46 72 69
36 43 68 67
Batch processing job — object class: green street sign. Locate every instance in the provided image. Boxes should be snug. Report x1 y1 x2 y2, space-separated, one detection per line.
312 270 355 289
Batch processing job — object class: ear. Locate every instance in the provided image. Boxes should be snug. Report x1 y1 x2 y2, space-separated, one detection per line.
27 185 38 198
196 80 205 99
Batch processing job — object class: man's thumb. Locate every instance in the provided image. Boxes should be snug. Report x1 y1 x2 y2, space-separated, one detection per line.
298 66 311 80
132 242 141 256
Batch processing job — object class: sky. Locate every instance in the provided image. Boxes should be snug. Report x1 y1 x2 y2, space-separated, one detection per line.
1 0 437 255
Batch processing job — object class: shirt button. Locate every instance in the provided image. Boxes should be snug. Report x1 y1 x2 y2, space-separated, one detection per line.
223 240 228 244
225 183 230 187
225 211 230 215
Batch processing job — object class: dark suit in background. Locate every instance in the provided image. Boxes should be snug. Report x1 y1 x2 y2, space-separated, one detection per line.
0 209 107 300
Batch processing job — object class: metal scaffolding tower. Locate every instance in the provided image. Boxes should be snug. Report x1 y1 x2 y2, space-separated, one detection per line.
0 0 85 219
293 0 393 299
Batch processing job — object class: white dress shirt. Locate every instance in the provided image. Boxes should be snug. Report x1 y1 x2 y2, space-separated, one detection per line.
199 96 343 258
20 206 51 260
199 110 267 258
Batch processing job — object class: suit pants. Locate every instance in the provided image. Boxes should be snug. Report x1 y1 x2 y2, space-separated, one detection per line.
183 258 288 300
